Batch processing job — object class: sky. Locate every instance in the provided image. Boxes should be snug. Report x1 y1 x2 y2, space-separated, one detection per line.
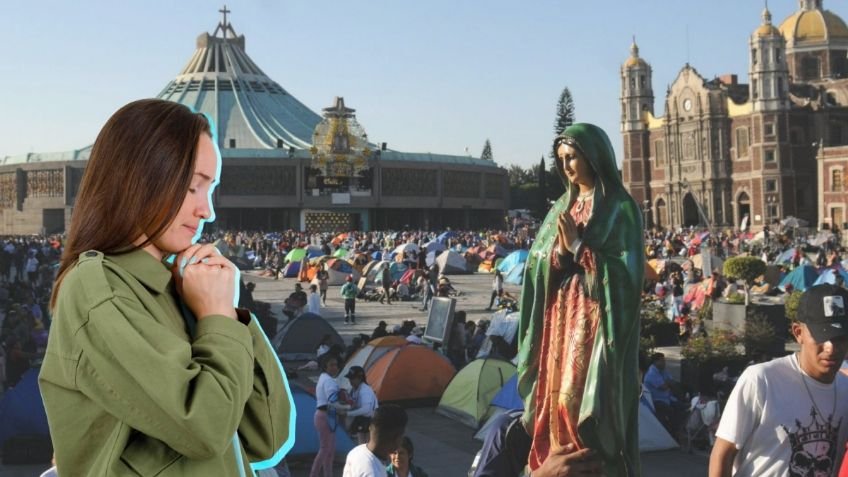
2 0 844 170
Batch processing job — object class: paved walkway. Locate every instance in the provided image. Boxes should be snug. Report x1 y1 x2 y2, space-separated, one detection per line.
0 270 710 476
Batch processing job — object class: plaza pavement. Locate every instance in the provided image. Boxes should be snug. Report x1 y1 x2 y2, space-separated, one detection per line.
0 270 710 476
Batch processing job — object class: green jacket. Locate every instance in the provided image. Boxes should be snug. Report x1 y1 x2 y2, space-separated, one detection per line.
38 248 294 476
517 123 644 476
341 282 359 299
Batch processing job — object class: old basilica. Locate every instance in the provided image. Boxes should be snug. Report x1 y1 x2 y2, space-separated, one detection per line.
622 0 848 231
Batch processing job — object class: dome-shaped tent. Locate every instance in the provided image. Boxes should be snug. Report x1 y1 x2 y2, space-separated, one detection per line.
272 313 344 360
337 336 408 390
366 345 455 403
436 358 516 428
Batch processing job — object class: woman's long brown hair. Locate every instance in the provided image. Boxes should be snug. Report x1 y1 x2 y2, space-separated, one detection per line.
50 99 211 310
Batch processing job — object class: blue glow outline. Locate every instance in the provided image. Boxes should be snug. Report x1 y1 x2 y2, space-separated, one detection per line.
192 110 296 473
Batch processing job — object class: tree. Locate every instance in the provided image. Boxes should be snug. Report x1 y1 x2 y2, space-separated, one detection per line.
723 257 767 306
553 87 576 136
507 164 533 186
480 139 493 161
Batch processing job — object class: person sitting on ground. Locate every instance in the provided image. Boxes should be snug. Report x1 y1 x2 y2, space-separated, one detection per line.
342 366 378 445
405 327 425 345
371 321 389 340
307 283 322 315
387 436 428 477
396 281 411 301
345 336 366 361
643 352 685 437
750 274 772 295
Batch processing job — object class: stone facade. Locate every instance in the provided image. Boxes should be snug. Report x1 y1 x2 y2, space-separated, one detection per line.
622 1 848 231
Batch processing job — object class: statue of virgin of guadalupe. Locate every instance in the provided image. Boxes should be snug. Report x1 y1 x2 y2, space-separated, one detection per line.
517 123 645 476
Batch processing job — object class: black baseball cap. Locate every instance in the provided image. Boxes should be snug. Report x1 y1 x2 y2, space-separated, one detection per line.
797 284 848 343
345 366 366 379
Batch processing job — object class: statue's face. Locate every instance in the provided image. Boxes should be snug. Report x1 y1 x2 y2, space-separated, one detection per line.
557 143 594 189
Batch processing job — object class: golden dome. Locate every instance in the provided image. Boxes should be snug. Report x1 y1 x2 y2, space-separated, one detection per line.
625 56 648 68
779 9 848 45
755 23 781 37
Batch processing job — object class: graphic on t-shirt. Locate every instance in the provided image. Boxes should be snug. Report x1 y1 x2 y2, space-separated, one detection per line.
783 408 842 477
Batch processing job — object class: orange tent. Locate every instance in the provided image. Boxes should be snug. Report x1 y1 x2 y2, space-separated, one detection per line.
366 345 456 403
337 336 408 389
331 233 349 246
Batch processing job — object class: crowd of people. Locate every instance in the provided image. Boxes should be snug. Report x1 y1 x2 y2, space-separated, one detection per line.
11 217 848 475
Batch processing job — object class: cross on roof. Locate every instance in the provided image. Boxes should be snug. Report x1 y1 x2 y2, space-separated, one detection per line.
220 5 230 29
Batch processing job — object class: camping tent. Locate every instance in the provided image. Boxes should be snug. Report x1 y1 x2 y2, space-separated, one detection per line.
437 231 459 243
474 380 677 452
367 345 456 403
424 241 446 254
337 336 408 390
281 261 302 278
435 251 468 274
437 358 517 428
497 250 529 274
285 248 307 263
779 264 819 291
320 258 361 286
272 313 344 360
638 400 679 452
692 253 724 273
288 385 356 458
814 267 848 286
0 369 49 448
504 264 524 285
490 373 521 410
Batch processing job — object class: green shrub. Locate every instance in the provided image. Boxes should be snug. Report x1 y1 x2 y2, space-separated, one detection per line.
682 329 743 363
743 313 777 356
724 256 767 285
785 290 803 322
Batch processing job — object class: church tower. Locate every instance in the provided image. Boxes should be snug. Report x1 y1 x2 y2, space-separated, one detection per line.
620 39 654 208
749 4 790 112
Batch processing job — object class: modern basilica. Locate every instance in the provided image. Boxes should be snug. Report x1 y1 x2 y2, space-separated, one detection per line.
0 10 508 234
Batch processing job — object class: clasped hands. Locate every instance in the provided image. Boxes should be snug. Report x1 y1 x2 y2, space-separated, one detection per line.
170 243 238 320
556 211 581 255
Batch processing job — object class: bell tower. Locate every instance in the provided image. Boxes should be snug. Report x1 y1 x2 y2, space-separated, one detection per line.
749 4 790 112
620 38 654 207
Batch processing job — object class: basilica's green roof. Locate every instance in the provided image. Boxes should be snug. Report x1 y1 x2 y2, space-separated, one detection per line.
2 12 499 169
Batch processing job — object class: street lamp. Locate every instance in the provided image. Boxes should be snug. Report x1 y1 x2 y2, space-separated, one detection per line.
642 199 652 229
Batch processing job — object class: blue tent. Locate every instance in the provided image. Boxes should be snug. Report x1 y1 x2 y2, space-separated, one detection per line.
371 251 382 260
504 263 525 285
779 264 819 291
424 241 446 254
776 248 795 264
289 385 356 457
491 374 522 410
814 268 848 286
426 251 437 267
497 250 529 273
437 231 459 243
282 261 301 278
0 369 50 447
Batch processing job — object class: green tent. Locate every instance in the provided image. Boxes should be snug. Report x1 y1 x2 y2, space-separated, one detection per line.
436 358 516 428
333 248 349 258
285 248 307 263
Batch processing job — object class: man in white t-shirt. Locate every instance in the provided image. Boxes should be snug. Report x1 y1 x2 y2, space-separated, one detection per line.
710 283 848 477
343 404 407 477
